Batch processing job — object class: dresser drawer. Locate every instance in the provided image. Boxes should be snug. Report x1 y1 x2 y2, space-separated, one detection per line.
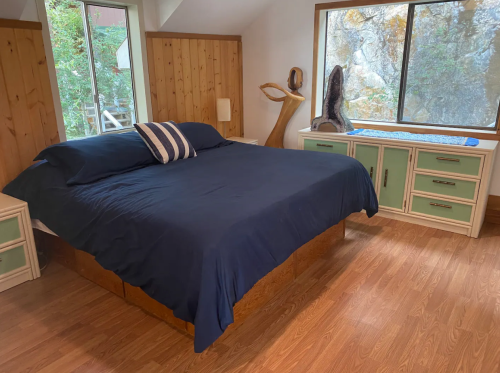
303 139 349 156
409 194 474 225
0 243 28 277
412 173 478 202
415 150 483 178
0 213 25 249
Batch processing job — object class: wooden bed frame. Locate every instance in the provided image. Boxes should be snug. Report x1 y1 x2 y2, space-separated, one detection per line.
33 221 345 339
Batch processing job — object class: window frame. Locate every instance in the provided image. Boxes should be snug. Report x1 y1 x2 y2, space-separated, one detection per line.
313 0 500 136
37 0 153 142
82 1 138 136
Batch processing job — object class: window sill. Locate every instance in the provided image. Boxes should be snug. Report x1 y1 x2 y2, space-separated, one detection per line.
351 120 500 141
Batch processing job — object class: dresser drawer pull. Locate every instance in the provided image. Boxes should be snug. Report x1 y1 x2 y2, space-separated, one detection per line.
317 143 333 148
369 167 374 180
436 157 460 162
429 202 452 209
432 180 456 186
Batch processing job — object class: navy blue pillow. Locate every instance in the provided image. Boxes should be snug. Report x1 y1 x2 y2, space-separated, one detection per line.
176 122 233 151
34 131 157 185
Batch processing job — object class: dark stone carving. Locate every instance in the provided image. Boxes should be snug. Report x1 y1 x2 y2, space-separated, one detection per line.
311 65 354 133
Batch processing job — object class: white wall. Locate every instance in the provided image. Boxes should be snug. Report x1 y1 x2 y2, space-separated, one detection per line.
0 0 29 20
142 0 159 31
20 0 39 21
158 0 273 34
242 0 500 196
242 0 323 150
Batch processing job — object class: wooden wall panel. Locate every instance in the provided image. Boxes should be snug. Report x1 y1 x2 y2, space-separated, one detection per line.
0 20 60 190
146 33 243 138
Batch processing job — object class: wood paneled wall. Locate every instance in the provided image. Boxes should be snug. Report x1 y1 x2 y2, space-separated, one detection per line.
0 19 59 190
146 32 243 138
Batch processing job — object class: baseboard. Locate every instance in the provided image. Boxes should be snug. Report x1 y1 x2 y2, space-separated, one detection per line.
485 195 500 225
377 209 471 236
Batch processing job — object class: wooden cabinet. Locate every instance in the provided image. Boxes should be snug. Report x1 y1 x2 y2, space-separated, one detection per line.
298 129 498 238
0 194 40 292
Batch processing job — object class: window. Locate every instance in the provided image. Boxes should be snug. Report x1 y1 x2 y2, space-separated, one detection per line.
322 0 500 130
45 0 137 140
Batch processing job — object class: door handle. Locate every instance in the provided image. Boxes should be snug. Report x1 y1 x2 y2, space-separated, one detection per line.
384 169 388 187
433 180 456 186
430 202 452 209
369 167 373 180
436 157 459 162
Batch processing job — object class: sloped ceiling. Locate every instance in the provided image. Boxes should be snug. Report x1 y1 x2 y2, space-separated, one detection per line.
0 0 29 20
156 0 275 35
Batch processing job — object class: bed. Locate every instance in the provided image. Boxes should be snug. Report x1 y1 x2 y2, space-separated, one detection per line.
3 133 378 352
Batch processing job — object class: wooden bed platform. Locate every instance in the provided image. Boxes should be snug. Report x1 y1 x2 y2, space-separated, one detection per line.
33 220 345 340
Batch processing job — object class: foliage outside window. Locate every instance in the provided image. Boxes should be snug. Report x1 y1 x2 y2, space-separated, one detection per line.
324 0 500 130
45 0 137 140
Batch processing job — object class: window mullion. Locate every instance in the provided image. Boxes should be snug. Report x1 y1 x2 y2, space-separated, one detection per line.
81 2 103 135
397 4 415 124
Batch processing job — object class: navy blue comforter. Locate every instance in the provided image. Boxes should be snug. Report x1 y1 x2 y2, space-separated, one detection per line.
4 143 378 352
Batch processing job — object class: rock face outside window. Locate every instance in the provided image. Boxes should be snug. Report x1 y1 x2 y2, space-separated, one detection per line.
324 0 500 129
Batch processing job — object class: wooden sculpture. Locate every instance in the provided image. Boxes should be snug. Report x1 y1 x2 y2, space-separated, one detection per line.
260 67 305 148
311 65 354 133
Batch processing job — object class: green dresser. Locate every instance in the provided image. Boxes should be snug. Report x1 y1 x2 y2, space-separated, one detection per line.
0 194 40 292
379 147 411 211
298 129 497 238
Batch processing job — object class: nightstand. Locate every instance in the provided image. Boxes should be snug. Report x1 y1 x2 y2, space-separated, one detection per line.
0 194 40 292
227 137 258 145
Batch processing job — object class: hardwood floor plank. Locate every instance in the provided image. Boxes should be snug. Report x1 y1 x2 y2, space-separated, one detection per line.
1 214 500 372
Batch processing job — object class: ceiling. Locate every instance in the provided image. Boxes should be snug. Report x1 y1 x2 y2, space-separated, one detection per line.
156 0 275 34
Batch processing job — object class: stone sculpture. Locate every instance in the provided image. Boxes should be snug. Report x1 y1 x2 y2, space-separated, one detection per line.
311 65 354 133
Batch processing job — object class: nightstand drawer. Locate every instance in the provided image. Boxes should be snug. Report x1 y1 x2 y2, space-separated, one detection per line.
416 150 483 178
413 173 478 202
304 139 349 155
0 213 25 249
0 243 28 277
409 194 474 225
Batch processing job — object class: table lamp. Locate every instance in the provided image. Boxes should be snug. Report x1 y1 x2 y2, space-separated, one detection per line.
217 98 231 138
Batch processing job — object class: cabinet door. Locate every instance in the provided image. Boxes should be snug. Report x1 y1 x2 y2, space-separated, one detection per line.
379 146 412 211
353 142 380 192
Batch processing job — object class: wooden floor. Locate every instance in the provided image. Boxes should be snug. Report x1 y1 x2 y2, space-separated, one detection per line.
1 213 500 373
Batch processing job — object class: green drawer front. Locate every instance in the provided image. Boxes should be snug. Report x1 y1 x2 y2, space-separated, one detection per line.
354 144 379 184
0 216 22 246
0 245 27 276
379 147 410 210
304 139 348 155
413 174 477 201
411 195 472 223
417 151 482 177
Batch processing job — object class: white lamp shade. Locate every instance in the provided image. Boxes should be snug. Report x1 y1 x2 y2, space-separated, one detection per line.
217 98 231 122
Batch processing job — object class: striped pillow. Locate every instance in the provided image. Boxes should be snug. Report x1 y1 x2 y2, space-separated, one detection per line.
134 121 197 164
